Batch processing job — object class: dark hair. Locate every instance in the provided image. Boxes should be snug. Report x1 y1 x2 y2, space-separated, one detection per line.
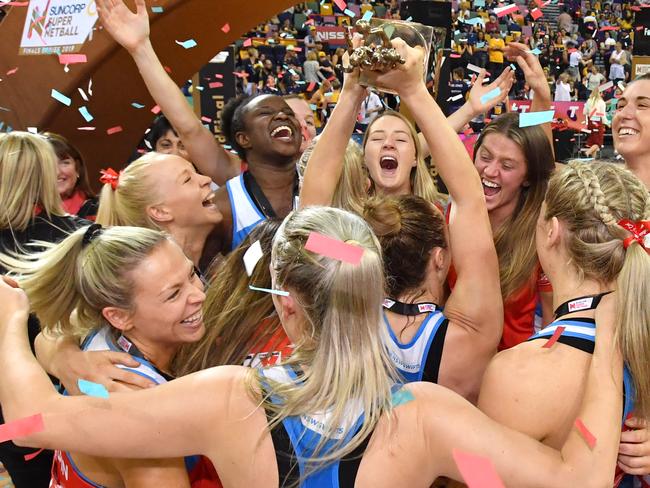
221 94 256 160
363 195 447 298
42 132 95 198
146 115 178 150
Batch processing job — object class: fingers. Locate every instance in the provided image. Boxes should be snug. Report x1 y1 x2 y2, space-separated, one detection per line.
1 276 19 288
108 369 157 390
617 454 650 472
619 442 648 457
626 417 648 429
617 459 650 476
474 69 487 86
106 351 141 368
621 428 649 443
135 0 148 17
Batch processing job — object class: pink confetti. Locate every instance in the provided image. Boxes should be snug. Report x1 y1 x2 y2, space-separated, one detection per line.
6 67 18 76
243 38 252 47
452 449 506 488
77 127 96 131
531 8 543 19
201 116 212 123
58 54 87 65
163 66 172 74
106 126 123 135
214 74 223 79
151 105 161 114
307 81 316 91
0 414 44 444
542 326 565 348
3 1 28 5
221 23 230 33
304 232 364 265
333 0 347 12
209 81 223 88
494 3 518 17
24 448 45 461
575 419 597 449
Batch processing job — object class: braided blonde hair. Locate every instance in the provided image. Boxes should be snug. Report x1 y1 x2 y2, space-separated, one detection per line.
544 160 650 418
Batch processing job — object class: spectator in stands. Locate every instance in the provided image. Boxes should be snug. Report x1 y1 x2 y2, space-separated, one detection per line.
303 50 321 84
256 58 278 93
584 63 606 94
44 132 98 220
280 18 298 38
318 51 336 81
582 87 607 157
355 91 384 134
567 41 583 82
554 72 572 101
557 7 574 33
448 67 470 115
485 14 499 34
488 32 506 78
472 30 489 68
608 42 628 84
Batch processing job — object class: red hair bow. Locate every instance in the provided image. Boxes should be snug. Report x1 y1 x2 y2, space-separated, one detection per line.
99 168 121 190
618 219 650 252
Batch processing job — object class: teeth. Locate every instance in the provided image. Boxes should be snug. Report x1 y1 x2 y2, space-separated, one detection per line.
202 193 215 204
619 128 639 136
482 178 500 188
381 156 397 163
181 311 201 324
271 125 292 137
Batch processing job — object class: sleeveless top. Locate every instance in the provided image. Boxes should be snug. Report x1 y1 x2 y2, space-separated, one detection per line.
382 310 449 383
225 173 266 251
50 328 221 488
259 365 374 487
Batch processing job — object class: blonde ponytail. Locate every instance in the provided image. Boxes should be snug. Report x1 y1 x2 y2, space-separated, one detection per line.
0 226 169 339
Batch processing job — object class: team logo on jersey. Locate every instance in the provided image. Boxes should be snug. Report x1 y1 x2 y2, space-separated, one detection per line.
568 297 594 312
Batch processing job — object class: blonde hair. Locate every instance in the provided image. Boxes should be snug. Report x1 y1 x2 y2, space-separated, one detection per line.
0 132 64 231
588 88 603 104
255 206 398 479
0 225 169 339
363 111 446 206
173 220 282 375
544 161 650 418
95 152 163 229
298 138 368 215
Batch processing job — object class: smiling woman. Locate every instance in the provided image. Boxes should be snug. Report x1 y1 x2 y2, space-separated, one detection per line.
0 225 212 488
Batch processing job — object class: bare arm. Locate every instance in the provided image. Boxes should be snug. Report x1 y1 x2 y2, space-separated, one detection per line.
299 43 367 208
373 41 502 399
115 457 191 488
34 332 156 393
97 0 239 185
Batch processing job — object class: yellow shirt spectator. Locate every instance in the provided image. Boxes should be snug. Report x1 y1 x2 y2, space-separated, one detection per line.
488 36 505 63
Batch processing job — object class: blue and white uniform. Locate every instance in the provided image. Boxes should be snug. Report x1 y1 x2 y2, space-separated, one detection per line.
382 310 449 383
527 318 635 421
225 173 266 250
259 365 370 488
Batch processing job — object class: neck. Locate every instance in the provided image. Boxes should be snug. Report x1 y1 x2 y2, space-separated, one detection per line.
166 224 211 266
396 283 443 306
548 267 608 311
126 334 176 373
488 199 518 232
626 156 650 190
247 160 296 191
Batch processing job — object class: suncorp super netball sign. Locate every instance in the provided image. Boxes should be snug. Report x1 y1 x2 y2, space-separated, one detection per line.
19 0 98 55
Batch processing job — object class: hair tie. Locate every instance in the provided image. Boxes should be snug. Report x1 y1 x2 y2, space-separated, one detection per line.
618 219 650 252
82 223 104 248
99 168 121 190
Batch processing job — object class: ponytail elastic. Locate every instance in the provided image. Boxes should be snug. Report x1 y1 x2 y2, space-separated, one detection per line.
99 168 121 190
618 219 650 252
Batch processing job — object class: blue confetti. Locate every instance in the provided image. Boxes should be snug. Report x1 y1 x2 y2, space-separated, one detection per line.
391 388 415 407
362 10 373 21
519 110 555 127
78 379 109 399
51 89 71 106
344 8 356 17
78 106 93 122
175 39 197 49
480 87 501 105
131 102 145 109
151 5 163 13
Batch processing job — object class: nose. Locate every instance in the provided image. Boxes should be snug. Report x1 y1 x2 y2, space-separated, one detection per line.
198 173 212 187
381 138 396 150
482 160 499 178
189 281 206 303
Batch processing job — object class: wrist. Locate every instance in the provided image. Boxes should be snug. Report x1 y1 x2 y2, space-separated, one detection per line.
128 38 153 60
399 82 429 106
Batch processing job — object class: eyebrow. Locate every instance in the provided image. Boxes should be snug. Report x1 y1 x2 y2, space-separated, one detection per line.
369 130 411 136
177 168 191 182
158 261 194 297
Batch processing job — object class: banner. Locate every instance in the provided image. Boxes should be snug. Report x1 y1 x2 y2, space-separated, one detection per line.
509 99 587 128
19 0 98 55
313 26 347 46
195 48 236 146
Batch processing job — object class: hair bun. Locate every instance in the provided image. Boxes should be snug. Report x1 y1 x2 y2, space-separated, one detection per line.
363 196 402 237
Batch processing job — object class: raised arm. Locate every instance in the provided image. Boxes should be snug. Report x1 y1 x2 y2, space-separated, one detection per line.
418 67 515 158
299 54 367 208
97 0 240 185
506 42 555 154
372 41 502 399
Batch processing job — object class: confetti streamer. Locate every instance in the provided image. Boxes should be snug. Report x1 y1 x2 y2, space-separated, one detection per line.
106 126 123 135
519 110 555 127
78 87 89 102
58 54 87 64
362 10 373 21
243 38 252 47
480 87 501 105
175 39 197 49
243 240 264 276
249 285 289 297
151 5 163 13
344 8 356 17
542 326 565 348
24 448 45 461
77 127 96 131
151 105 161 114
0 414 45 444
78 106 93 122
305 232 364 265
452 449 506 488
88 79 93 96
221 23 230 33
494 3 518 17
598 81 613 92
131 102 145 109
466 63 482 74
332 0 347 11
209 81 223 88
6 67 18 76
201 116 212 123
78 379 109 399
51 89 71 106
574 418 597 449
531 7 543 19
448 94 463 102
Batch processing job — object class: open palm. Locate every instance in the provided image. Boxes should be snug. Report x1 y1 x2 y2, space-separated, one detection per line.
467 67 514 114
97 0 150 52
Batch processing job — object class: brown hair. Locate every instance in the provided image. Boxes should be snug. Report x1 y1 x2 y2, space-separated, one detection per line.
544 161 650 418
473 112 554 299
172 220 282 375
42 132 96 198
363 195 447 298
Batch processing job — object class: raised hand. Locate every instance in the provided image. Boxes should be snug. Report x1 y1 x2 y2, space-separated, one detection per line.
362 38 426 96
96 0 150 53
466 67 514 114
0 276 29 327
505 42 551 102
